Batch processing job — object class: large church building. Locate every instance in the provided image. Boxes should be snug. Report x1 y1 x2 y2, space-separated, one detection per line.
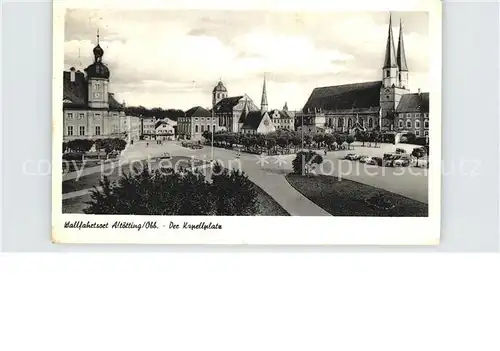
299 15 429 137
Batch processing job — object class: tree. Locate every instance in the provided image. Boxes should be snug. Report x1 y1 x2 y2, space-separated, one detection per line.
405 132 417 144
323 134 336 150
313 133 324 147
371 131 381 147
210 163 258 215
84 164 259 215
336 134 346 147
67 139 94 152
346 135 355 150
411 147 425 167
292 151 323 175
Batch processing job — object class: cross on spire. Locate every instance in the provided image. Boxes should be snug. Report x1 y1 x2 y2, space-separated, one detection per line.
96 28 100 44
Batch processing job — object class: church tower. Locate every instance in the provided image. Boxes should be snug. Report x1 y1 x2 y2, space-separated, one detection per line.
396 19 409 89
379 14 410 130
212 80 228 109
260 75 268 113
382 13 398 88
85 29 110 109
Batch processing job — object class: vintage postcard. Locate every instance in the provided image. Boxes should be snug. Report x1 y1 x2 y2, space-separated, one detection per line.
52 0 442 244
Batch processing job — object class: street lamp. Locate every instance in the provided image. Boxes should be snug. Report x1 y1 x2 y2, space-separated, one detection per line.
211 107 215 164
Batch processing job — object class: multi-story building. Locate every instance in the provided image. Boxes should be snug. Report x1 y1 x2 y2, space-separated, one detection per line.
178 106 218 140
140 117 157 140
394 90 429 139
269 103 295 131
155 121 176 141
299 15 428 136
62 31 138 142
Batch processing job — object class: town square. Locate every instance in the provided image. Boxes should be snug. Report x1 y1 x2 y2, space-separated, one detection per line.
61 10 430 217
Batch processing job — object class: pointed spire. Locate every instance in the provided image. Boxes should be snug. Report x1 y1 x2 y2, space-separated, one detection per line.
96 28 100 45
396 18 408 71
383 13 398 69
261 74 268 113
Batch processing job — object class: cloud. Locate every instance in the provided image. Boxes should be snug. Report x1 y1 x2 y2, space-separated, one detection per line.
64 10 430 110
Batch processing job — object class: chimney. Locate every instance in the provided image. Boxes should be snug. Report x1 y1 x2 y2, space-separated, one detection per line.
69 67 76 82
418 88 421 95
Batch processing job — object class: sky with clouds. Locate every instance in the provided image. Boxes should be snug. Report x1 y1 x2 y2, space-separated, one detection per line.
64 9 429 111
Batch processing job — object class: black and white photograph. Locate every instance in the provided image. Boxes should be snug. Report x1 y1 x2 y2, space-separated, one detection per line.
52 0 442 244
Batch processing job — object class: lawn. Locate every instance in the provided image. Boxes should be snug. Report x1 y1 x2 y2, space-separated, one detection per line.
62 156 206 194
285 173 427 217
62 182 289 216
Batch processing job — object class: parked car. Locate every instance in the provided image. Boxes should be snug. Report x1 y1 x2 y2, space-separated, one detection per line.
159 152 171 159
358 155 370 163
367 157 383 166
191 144 203 149
393 157 410 167
395 148 407 154
344 153 358 160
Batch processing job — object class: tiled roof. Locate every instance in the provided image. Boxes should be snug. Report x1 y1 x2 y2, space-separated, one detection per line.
396 93 429 113
241 111 265 130
214 96 243 112
185 106 212 118
63 70 123 111
302 81 382 113
63 71 87 107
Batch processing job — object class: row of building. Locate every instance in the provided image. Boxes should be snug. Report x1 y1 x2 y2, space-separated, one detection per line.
62 14 429 144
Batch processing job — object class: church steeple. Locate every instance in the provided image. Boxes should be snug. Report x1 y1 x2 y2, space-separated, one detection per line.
396 18 409 89
396 19 408 71
383 13 398 69
382 13 399 88
260 74 268 113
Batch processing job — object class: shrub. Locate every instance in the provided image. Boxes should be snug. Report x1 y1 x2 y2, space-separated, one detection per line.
84 163 258 216
62 152 84 161
292 151 323 174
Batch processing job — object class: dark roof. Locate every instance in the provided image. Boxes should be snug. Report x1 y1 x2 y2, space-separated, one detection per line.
241 111 265 130
63 71 87 107
63 70 123 111
84 62 110 79
383 15 398 69
396 93 429 113
185 106 212 118
302 81 382 113
269 109 292 119
396 20 409 71
213 81 227 93
215 96 243 112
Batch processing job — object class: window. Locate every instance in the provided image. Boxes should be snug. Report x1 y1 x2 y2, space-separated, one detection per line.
95 126 101 136
386 95 389 100
416 113 421 118
93 83 100 90
398 120 404 128
415 130 420 137
337 118 343 127
78 113 84 119
424 113 428 118
92 92 100 98
217 93 220 99
348 118 353 128
94 113 101 119
424 120 429 129
386 71 390 78
424 131 429 137
67 113 73 119
201 125 204 132
194 117 198 121
207 125 210 132
201 118 204 121
368 118 373 128
407 113 411 117
213 117 216 121
67 126 74 136
415 120 421 129
195 125 199 133
406 120 412 128
79 126 85 136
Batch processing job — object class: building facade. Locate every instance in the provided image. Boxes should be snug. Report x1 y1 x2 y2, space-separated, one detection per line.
178 106 218 140
62 31 137 142
300 15 426 134
394 91 429 139
269 103 295 131
155 121 176 141
140 117 157 140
